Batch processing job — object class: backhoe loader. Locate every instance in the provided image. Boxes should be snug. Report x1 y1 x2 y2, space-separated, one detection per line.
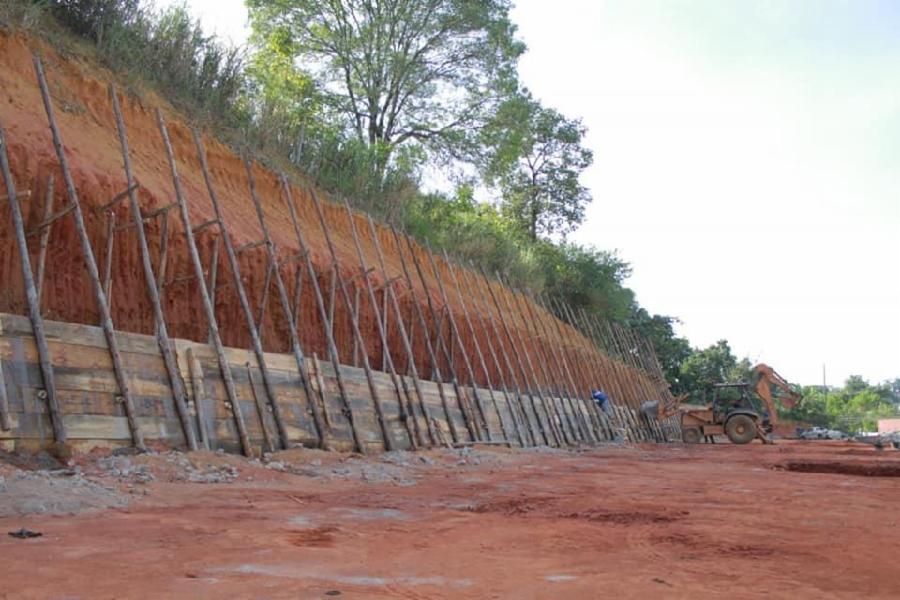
642 363 801 444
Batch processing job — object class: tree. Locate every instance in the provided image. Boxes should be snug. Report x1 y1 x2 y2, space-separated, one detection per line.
482 92 593 240
678 340 750 402
247 0 524 182
536 243 632 318
628 308 692 388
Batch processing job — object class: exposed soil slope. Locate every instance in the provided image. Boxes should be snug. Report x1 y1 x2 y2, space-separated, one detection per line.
0 30 613 391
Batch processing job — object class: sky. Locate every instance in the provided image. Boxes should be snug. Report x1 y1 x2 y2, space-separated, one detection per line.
159 0 899 386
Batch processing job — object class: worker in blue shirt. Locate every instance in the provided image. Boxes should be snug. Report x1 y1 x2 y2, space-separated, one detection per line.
591 389 611 416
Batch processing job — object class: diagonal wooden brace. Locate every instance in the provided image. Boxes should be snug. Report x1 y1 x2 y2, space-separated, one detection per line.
93 182 140 213
26 203 75 237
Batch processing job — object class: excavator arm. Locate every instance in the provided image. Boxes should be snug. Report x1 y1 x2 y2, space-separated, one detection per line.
752 363 801 427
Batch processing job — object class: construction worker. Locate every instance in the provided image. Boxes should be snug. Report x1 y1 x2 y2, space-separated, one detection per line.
591 389 612 416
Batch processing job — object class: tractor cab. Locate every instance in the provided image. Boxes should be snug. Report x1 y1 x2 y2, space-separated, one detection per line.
711 382 771 433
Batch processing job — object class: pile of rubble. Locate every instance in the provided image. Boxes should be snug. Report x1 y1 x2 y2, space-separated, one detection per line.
0 467 127 517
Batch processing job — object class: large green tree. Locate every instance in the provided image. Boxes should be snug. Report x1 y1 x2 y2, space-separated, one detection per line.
482 92 593 240
247 0 524 179
677 340 752 401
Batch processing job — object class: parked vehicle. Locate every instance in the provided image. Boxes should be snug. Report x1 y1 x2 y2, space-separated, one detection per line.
800 427 845 440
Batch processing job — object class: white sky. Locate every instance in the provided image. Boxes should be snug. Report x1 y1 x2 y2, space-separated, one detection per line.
161 0 899 386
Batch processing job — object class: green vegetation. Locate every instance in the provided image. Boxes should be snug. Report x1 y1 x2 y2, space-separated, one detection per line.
785 377 900 432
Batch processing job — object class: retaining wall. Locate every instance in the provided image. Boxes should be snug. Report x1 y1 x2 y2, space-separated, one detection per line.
0 313 679 455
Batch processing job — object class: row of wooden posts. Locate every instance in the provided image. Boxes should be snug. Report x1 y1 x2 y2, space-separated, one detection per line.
0 54 678 455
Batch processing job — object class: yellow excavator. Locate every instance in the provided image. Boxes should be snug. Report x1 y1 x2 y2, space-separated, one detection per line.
643 363 801 444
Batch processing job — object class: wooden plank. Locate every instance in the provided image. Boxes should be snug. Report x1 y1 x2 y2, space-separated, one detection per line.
0 413 183 442
1 313 163 356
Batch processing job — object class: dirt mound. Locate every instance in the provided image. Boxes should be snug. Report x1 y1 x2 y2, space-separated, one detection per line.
779 460 900 477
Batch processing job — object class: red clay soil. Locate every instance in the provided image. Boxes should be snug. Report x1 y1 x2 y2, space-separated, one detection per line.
0 30 611 391
2 440 898 599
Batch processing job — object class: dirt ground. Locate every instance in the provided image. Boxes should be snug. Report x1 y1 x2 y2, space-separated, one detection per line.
1 440 899 599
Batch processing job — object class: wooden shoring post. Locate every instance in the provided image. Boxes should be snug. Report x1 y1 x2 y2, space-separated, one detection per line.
625 327 650 374
559 302 618 438
582 313 631 410
247 363 275 454
156 209 170 296
577 311 626 407
0 321 9 430
605 321 626 364
445 255 515 444
255 258 274 340
244 162 325 450
479 269 555 446
110 85 198 450
541 294 605 441
366 216 435 446
492 273 567 446
186 347 210 450
191 132 289 450
206 237 220 343
101 212 115 301
405 309 416 376
526 291 594 444
381 282 389 372
425 249 492 441
402 234 478 442
458 264 530 446
343 203 418 449
609 324 645 413
497 282 578 444
291 264 304 323
155 110 252 457
35 175 54 306
429 306 448 379
279 177 364 454
552 298 607 436
584 312 643 438
326 268 337 344
34 58 144 449
611 323 637 370
351 287 361 367
389 225 460 443
544 295 604 434
307 190 393 451
644 336 674 404
519 287 591 443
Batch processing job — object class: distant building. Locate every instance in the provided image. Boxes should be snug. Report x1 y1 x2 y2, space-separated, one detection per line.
877 418 900 434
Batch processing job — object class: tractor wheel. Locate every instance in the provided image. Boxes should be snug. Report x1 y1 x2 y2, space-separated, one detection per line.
725 414 757 445
682 427 702 444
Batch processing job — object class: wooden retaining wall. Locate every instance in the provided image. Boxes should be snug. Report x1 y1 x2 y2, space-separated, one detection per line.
0 313 679 455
